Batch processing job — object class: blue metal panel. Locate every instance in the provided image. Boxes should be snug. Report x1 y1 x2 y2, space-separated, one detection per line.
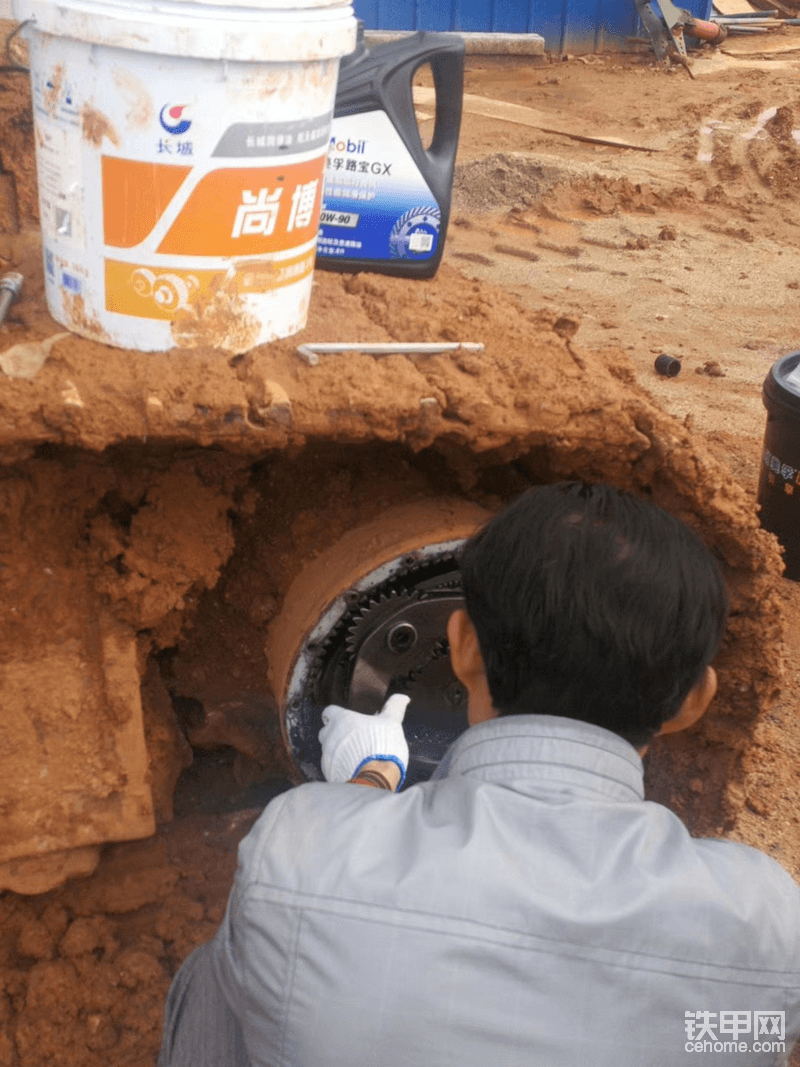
594 0 638 50
453 0 491 32
681 0 713 19
419 0 454 30
492 0 533 30
357 0 701 51
373 0 416 29
526 0 567 47
354 0 380 28
561 0 603 50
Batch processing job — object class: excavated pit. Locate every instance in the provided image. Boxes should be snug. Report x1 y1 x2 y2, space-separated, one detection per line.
0 259 786 889
152 434 785 830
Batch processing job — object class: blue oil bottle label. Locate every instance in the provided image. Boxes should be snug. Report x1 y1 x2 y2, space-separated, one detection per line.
319 110 440 262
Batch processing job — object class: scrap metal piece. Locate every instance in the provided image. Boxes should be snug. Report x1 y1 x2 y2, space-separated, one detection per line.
636 0 673 59
686 16 727 41
634 0 726 73
651 0 691 58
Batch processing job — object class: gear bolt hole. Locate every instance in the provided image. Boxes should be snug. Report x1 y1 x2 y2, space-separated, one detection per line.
386 622 418 654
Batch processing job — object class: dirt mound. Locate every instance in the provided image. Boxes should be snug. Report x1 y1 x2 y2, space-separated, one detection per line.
454 151 703 222
453 153 563 213
452 95 800 224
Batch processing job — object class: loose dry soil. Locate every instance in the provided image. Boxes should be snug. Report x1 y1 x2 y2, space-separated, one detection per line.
3 27 800 1066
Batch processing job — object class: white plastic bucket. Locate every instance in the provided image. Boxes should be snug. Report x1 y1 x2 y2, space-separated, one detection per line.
13 0 356 352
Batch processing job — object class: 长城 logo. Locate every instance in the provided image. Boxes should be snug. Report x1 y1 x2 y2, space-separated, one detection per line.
160 105 192 136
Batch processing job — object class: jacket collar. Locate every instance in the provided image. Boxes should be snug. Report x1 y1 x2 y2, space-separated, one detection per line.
442 715 645 803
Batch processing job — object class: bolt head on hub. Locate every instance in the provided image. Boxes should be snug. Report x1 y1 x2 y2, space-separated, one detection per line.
386 622 418 654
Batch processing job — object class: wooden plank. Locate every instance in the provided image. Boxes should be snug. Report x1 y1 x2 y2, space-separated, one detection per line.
413 87 662 152
712 0 761 13
720 32 800 51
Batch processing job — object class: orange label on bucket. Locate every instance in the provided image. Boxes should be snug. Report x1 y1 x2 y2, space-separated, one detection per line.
102 158 192 248
105 252 316 319
157 157 325 256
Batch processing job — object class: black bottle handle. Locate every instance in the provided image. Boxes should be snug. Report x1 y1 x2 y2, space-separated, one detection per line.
426 45 465 171
379 34 465 207
333 33 464 198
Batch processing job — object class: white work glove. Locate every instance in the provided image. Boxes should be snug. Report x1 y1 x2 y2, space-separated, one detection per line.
319 693 410 789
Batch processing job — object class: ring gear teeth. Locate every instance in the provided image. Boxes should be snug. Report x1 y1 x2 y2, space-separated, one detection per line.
348 590 463 712
414 571 461 594
314 552 460 669
286 545 469 786
345 588 419 655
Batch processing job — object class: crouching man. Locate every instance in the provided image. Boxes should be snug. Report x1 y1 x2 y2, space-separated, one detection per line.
159 481 800 1066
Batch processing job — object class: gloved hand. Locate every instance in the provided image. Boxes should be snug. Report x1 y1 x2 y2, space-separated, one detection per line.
319 693 410 789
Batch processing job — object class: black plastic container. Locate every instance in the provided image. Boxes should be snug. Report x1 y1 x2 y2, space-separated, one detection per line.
654 353 681 377
316 27 465 279
758 351 800 580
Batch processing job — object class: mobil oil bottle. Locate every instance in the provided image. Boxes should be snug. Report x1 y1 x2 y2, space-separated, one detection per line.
316 27 465 279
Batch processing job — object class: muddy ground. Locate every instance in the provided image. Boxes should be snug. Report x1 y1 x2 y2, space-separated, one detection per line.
3 28 800 1066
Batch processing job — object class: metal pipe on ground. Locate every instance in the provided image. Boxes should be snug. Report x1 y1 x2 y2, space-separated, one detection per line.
365 30 546 56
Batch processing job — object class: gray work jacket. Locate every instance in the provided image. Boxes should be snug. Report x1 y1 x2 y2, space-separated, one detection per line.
160 715 800 1066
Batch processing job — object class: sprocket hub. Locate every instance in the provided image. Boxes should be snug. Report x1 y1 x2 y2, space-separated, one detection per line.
283 544 469 787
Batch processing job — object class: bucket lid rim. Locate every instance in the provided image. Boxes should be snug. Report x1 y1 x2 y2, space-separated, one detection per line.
15 0 357 60
765 351 800 408
17 0 354 12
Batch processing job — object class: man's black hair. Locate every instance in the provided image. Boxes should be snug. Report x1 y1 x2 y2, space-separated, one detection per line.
458 482 729 748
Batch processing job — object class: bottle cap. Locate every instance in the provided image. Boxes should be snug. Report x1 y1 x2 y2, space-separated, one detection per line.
654 354 681 378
